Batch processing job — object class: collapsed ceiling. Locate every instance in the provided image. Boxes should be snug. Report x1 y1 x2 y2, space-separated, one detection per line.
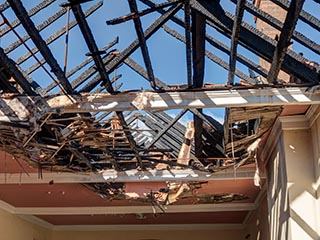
0 0 319 210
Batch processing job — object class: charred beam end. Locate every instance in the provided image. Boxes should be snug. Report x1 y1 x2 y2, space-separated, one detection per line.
0 47 35 95
228 0 246 86
70 3 114 93
106 0 182 25
8 0 74 94
60 0 93 7
128 0 157 90
267 0 305 84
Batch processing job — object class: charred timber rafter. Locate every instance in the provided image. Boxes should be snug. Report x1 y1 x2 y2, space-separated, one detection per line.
0 47 35 95
184 0 192 87
233 0 320 56
269 0 320 32
146 109 188 148
163 25 254 84
191 9 206 158
5 7 67 55
205 34 270 83
140 0 257 84
1 0 55 36
81 3 182 92
228 0 246 86
68 2 114 93
190 0 318 83
107 0 182 25
14 2 102 68
8 0 74 94
115 111 145 170
124 57 168 89
128 0 157 89
267 0 305 84
0 2 10 11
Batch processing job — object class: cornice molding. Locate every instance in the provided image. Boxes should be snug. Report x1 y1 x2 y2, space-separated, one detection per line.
52 223 245 231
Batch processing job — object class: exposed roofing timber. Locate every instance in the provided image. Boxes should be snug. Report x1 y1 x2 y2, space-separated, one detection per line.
267 0 305 84
69 2 114 93
0 87 319 122
0 168 259 184
162 25 256 85
8 0 73 94
269 0 320 32
228 0 246 86
80 3 182 92
4 6 67 55
1 0 55 36
0 47 36 95
233 0 320 55
128 0 157 90
13 2 103 67
191 0 319 83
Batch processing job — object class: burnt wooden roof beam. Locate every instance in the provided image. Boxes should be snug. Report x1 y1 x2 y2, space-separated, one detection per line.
81 3 182 92
128 0 157 90
184 0 192 87
107 0 182 25
69 2 114 93
146 109 187 148
0 47 35 95
140 0 259 84
191 8 206 158
14 2 102 67
191 0 318 83
5 7 67 55
269 0 320 32
228 0 246 86
163 25 255 84
8 0 74 94
1 0 55 37
124 57 168 88
234 0 320 55
115 111 145 170
267 0 305 84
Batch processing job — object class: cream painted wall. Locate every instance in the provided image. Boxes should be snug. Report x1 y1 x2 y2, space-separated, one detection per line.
0 207 246 240
0 208 51 240
244 196 270 240
266 113 320 240
283 129 320 240
51 229 244 240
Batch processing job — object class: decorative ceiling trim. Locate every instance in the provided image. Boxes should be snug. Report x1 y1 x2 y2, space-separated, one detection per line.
13 203 255 215
52 223 245 231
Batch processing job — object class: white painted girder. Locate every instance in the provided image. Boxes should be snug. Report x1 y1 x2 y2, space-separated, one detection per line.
1 87 319 121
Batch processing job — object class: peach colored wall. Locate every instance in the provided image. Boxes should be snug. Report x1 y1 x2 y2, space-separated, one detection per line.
0 208 50 240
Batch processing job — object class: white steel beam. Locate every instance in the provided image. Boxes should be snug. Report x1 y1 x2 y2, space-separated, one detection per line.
0 168 259 184
1 87 319 121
